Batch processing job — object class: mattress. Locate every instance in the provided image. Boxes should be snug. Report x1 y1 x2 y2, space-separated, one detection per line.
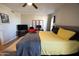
39 31 79 55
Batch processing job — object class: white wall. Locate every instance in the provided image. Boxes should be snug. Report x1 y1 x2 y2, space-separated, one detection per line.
21 14 48 31
0 4 21 44
54 4 79 26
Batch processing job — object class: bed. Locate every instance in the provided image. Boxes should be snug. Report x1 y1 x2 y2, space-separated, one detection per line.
2 25 79 56
3 31 79 56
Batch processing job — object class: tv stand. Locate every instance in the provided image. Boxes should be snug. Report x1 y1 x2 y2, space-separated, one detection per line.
16 30 28 37
16 25 28 37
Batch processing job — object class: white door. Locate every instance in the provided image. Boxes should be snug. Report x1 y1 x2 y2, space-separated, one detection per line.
50 17 54 31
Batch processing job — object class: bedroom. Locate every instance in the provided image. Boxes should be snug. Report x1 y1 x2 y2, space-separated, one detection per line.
0 3 79 56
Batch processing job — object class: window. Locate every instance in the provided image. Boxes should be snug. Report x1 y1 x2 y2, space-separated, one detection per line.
32 20 43 28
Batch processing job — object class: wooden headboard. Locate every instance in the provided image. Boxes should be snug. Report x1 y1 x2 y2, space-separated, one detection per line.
52 25 79 33
58 25 79 32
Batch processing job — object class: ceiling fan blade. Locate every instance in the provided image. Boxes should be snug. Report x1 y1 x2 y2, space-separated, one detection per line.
32 3 38 9
22 3 27 7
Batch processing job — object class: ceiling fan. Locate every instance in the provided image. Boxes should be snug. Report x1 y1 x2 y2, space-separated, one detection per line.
22 3 38 9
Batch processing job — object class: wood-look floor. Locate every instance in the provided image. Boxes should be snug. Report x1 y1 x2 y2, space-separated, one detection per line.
0 37 19 53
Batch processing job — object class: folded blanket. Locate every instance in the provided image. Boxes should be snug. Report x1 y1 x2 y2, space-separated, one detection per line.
16 32 41 56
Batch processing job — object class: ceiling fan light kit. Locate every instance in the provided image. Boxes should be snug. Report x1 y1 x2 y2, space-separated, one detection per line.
27 3 32 6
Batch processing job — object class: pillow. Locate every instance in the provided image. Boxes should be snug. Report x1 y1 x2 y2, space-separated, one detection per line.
52 26 59 34
28 29 37 33
57 27 76 40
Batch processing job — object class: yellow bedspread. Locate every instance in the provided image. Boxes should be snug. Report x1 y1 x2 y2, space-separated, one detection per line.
39 31 79 55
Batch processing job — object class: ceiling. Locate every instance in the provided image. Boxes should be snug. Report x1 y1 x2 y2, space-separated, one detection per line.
2 3 64 14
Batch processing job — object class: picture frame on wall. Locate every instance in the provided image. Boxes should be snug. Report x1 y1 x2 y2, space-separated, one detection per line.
0 13 9 23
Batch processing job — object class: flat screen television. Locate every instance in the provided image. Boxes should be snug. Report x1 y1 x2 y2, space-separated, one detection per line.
17 25 28 30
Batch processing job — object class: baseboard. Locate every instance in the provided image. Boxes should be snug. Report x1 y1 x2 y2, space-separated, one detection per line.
2 36 18 45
